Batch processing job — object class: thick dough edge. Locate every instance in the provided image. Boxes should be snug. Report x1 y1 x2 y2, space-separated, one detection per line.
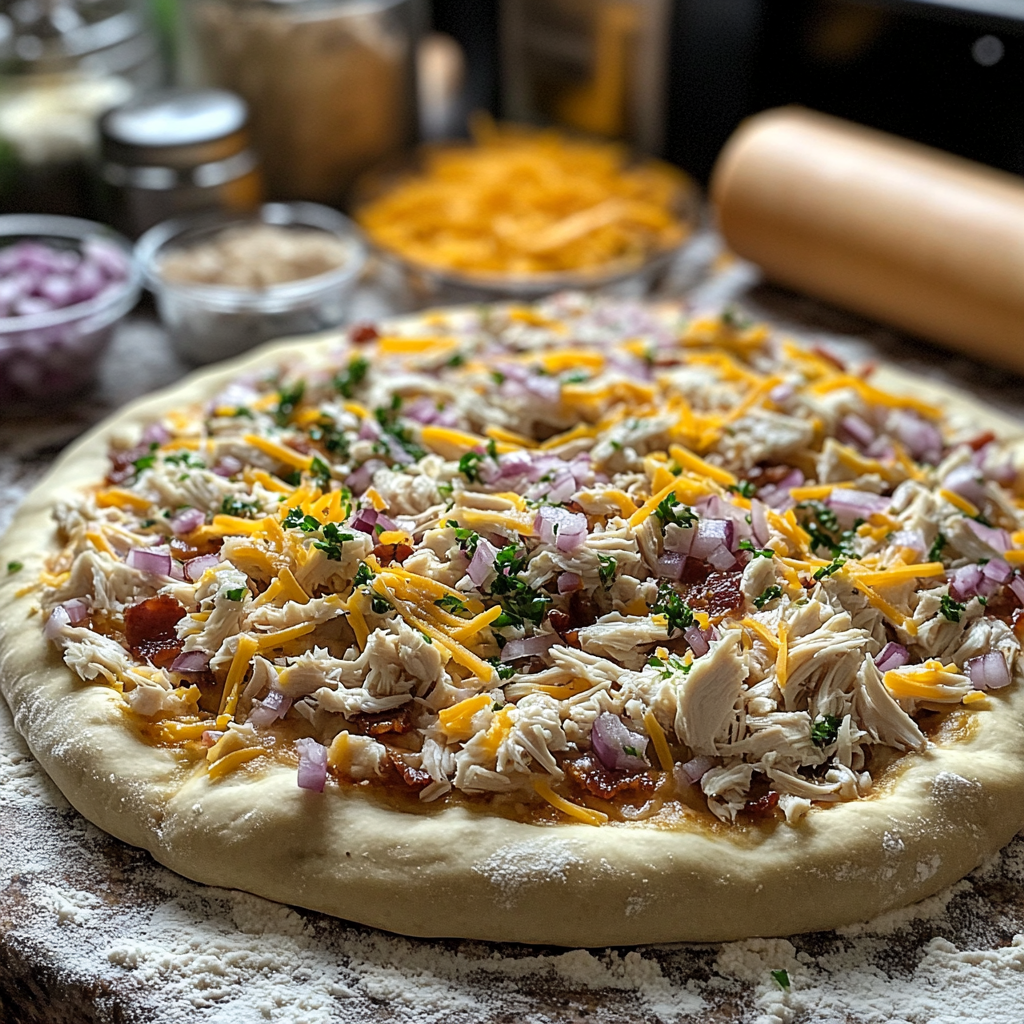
3 323 1024 947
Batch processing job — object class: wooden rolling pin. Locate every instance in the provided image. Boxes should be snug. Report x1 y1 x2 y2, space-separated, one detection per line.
710 107 1024 367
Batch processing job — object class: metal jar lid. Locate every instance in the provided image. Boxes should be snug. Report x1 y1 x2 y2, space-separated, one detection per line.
99 88 259 191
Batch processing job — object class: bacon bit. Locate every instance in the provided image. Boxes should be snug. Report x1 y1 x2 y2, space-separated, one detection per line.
744 790 780 818
387 751 433 790
352 707 413 736
349 322 379 345
967 431 997 452
372 542 414 566
811 345 846 372
564 752 656 800
567 590 597 628
124 596 186 669
704 571 744 617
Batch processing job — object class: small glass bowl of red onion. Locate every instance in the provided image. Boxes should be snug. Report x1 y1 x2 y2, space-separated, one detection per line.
0 215 141 405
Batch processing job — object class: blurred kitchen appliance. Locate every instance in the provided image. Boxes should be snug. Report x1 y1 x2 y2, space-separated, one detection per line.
98 88 263 237
0 0 163 217
177 0 425 208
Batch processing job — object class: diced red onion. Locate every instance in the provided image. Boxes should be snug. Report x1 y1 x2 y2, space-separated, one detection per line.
557 571 583 594
1010 576 1024 604
126 547 173 576
524 374 562 403
967 519 1011 554
248 686 293 727
212 456 243 478
545 472 577 504
500 634 557 662
840 414 876 450
769 382 794 404
890 529 925 557
655 551 686 581
295 737 328 792
758 469 804 511
590 712 649 772
943 465 988 507
534 505 588 553
170 650 211 674
874 641 909 673
169 560 187 582
351 508 378 534
690 519 733 561
949 564 985 601
467 536 498 587
346 459 384 495
376 513 397 532
184 553 221 582
891 410 942 464
44 604 71 640
678 755 717 785
170 507 205 535
983 558 1012 584
750 499 769 547
966 652 1011 691
827 488 889 528
60 598 89 625
706 545 737 571
683 624 710 658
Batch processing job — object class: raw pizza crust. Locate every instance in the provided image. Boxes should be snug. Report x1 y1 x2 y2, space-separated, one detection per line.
2 325 1024 947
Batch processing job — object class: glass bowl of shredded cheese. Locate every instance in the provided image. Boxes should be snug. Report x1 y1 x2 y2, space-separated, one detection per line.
352 123 699 306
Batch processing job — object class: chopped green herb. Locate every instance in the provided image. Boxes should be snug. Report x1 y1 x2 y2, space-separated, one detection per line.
609 439 623 452
487 656 516 680
231 406 254 418
810 715 842 747
623 745 640 757
132 453 157 473
446 352 465 368
139 519 156 529
652 582 694 634
225 587 247 602
940 594 966 622
220 496 259 519
722 304 752 330
928 531 946 562
739 538 775 559
444 519 481 555
489 544 549 627
308 418 350 458
283 469 301 487
437 481 454 501
309 455 331 488
754 585 783 610
313 522 353 561
562 371 589 384
727 481 756 498
655 493 699 529
353 562 375 587
6 561 23 574
370 593 392 615
373 396 427 461
486 438 498 460
165 451 206 469
283 508 321 532
648 653 692 678
813 555 847 580
334 356 369 398
435 594 469 615
770 969 790 991
458 450 485 483
598 554 617 587
275 381 305 426
490 370 506 385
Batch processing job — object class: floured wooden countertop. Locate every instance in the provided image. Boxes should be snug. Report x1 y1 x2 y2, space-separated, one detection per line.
5 243 1024 1023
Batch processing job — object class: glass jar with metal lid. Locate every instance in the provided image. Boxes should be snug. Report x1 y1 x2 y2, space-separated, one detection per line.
0 0 163 218
98 87 264 238
177 0 424 207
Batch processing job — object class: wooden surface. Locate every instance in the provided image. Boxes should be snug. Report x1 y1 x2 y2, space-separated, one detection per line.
5 245 1024 1023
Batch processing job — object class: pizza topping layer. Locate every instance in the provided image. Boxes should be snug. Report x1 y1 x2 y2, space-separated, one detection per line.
35 294 1024 826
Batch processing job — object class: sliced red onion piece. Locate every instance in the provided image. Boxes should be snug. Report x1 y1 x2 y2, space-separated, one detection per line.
61 598 89 625
467 537 498 587
295 737 328 792
891 410 942 464
967 519 1011 554
689 519 733 561
557 571 583 594
590 712 649 772
966 652 1011 690
983 558 1012 584
170 650 211 674
126 547 173 576
769 382 794 404
376 513 397 533
827 488 889 528
184 553 221 582
750 499 769 548
840 413 876 450
678 755 717 785
874 641 909 673
170 507 205 535
169 560 187 582
943 465 988 507
212 455 243 478
655 551 686 581
889 529 925 557
534 505 588 553
1011 576 1024 604
248 686 293 727
346 459 384 495
683 624 710 658
141 422 170 446
500 633 556 662
545 473 577 504
351 508 379 534
706 545 736 571
949 563 985 601
524 374 562 403
44 604 71 640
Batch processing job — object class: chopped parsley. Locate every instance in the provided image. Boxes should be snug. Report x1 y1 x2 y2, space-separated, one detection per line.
435 593 468 615
224 587 247 602
652 582 694 634
813 555 847 580
334 355 369 398
220 495 259 518
489 544 549 627
795 501 860 559
437 481 454 501
770 969 790 991
928 531 946 563
727 480 756 498
353 562 375 586
446 352 465 368
445 519 480 555
458 450 485 483
284 507 321 532
623 745 640 757
275 381 305 426
309 455 332 489
230 406 253 418
940 594 966 622
810 715 842 747
132 452 156 474
562 371 590 384
487 656 516 680
739 538 775 559
165 451 206 469
655 493 698 529
754 584 783 610
374 395 426 461
308 418 350 457
6 561 23 574
598 554 617 587
490 370 506 385
648 653 692 678
370 593 392 615
313 522 353 561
